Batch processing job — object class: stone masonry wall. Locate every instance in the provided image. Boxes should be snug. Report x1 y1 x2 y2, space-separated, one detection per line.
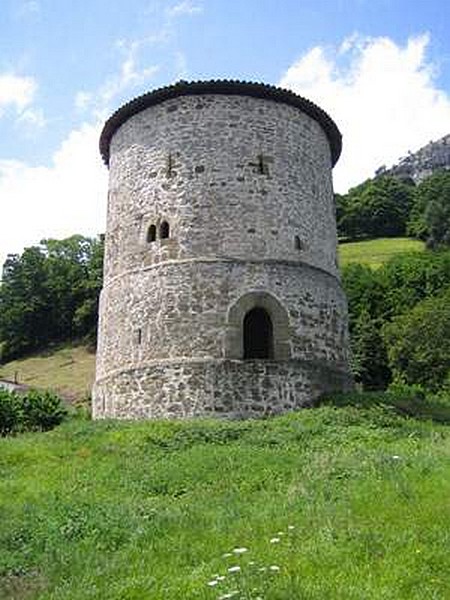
104 94 338 282
93 89 352 419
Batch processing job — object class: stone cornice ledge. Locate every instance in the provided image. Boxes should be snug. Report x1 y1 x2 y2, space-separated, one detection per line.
103 256 344 290
95 357 352 386
100 79 342 167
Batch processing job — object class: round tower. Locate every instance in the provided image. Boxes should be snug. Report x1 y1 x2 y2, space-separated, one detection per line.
93 80 353 419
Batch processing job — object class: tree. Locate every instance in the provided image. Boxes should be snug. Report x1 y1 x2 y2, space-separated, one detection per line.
338 176 415 240
378 249 450 320
0 235 104 361
342 265 391 390
341 250 450 391
0 247 50 358
350 311 391 390
408 169 450 248
342 263 386 325
383 286 450 391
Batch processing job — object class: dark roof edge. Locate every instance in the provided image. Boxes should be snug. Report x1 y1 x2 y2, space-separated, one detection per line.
99 79 342 167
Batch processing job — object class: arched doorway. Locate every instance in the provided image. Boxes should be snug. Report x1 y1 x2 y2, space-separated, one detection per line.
243 307 274 359
225 291 291 360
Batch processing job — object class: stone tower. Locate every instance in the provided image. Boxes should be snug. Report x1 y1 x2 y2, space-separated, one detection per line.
93 80 352 419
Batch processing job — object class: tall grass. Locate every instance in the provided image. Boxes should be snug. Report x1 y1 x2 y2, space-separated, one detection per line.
1 392 449 599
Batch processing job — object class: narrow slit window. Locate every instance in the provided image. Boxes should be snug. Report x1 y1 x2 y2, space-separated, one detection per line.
160 221 170 239
294 235 303 250
166 153 173 178
257 154 270 176
147 224 156 243
243 307 274 359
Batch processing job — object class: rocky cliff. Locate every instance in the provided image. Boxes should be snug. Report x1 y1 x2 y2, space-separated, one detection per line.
375 133 450 182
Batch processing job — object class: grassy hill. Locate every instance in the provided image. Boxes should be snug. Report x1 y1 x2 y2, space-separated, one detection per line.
0 344 95 402
338 237 425 268
1 393 449 599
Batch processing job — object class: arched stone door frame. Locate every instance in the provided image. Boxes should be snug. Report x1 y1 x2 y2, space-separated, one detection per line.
225 291 291 360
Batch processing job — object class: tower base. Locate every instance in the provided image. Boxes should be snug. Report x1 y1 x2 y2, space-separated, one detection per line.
92 359 353 419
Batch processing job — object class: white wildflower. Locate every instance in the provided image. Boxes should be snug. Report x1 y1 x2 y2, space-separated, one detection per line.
222 552 233 558
207 580 219 587
288 525 295 530
270 537 280 543
233 547 248 554
218 591 239 599
217 575 226 581
270 565 280 572
228 565 241 573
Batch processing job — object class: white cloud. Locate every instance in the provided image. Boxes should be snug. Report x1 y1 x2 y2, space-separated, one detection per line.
0 122 108 270
0 73 36 115
16 107 46 129
279 34 450 192
75 91 92 111
173 51 188 80
99 43 160 107
73 0 202 116
166 1 202 18
74 40 160 117
15 0 40 18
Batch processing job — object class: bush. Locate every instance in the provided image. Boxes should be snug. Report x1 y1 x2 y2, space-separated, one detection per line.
0 388 67 436
21 389 68 432
0 389 22 436
383 286 450 391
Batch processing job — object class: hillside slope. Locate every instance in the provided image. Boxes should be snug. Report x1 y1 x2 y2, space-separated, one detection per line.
0 344 95 401
338 237 425 268
1 397 449 599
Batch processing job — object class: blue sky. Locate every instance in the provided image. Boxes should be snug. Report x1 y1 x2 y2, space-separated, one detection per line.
1 0 450 267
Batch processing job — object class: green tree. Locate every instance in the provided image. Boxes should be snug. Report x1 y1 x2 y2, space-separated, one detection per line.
342 265 391 390
342 263 386 324
0 235 104 361
378 249 450 320
73 235 104 340
338 176 415 240
408 170 450 248
383 286 450 391
350 311 391 390
0 247 50 358
341 250 450 391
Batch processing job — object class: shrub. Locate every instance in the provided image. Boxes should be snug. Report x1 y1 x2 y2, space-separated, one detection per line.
383 287 450 391
0 389 22 436
0 388 67 436
21 389 68 432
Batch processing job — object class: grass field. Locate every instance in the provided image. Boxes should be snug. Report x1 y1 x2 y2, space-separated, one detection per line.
1 392 449 599
0 344 95 402
339 237 425 268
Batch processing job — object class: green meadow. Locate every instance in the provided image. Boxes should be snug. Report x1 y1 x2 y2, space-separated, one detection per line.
1 392 449 599
339 237 425 268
